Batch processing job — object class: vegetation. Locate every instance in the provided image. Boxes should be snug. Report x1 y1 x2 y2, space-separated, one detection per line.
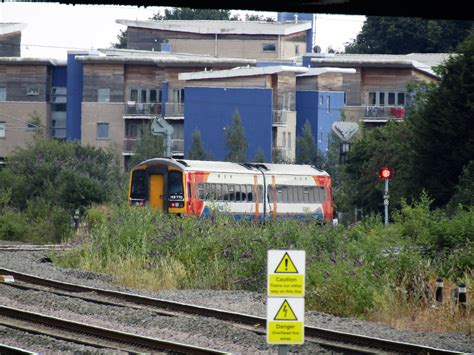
55 200 473 333
188 128 213 160
295 121 320 165
129 123 165 167
0 136 122 243
345 17 473 54
224 110 248 162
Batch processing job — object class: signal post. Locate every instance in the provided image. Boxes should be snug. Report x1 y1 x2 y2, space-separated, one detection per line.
379 167 393 225
267 250 305 354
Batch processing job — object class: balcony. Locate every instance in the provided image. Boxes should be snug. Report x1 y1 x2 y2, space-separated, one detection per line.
272 110 290 127
123 138 184 155
164 102 184 118
124 102 162 117
364 106 405 120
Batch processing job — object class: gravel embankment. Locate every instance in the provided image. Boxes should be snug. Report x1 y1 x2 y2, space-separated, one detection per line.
0 250 472 354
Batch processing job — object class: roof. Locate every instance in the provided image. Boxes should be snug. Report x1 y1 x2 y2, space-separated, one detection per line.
116 19 311 36
0 57 65 66
138 158 328 176
75 53 256 67
297 67 357 77
0 23 27 35
179 65 308 81
308 53 452 77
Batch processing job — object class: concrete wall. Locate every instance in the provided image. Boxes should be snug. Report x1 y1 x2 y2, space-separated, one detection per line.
0 102 48 157
184 87 273 162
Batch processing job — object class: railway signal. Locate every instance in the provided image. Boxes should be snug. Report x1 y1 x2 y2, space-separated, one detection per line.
378 166 393 225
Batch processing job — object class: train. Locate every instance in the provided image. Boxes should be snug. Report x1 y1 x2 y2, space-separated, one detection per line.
128 158 333 222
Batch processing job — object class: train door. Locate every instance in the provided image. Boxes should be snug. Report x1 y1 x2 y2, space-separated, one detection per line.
149 174 164 210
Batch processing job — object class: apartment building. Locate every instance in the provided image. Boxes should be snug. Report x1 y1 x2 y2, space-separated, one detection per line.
0 23 26 57
116 19 311 60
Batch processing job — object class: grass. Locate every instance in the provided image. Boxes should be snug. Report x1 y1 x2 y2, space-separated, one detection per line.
53 202 474 335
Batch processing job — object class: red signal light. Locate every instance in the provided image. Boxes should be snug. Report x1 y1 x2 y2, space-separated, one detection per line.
379 167 393 180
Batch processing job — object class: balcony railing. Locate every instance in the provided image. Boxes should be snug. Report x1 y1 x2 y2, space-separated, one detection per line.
165 102 184 117
123 138 184 155
272 110 290 126
364 106 405 120
124 102 162 116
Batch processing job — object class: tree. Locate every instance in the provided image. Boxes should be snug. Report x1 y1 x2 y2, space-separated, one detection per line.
245 14 275 22
253 147 266 163
130 123 165 167
296 121 319 165
188 128 212 160
407 32 474 206
152 8 239 21
345 17 473 54
224 110 248 163
112 29 127 49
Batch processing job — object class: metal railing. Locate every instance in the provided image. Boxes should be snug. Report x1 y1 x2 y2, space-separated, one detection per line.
165 102 185 117
364 106 405 119
272 110 290 126
123 138 184 154
124 103 162 116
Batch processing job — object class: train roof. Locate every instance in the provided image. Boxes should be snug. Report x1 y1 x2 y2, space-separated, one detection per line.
136 158 329 176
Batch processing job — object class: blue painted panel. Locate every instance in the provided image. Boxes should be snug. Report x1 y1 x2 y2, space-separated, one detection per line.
51 66 67 87
296 90 345 155
66 53 86 141
184 87 273 162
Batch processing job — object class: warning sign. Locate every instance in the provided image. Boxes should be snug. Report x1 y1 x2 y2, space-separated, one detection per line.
273 299 297 320
274 252 298 273
267 298 304 344
267 250 305 297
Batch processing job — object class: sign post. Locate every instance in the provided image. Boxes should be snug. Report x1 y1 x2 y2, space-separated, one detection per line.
267 250 305 353
378 167 393 225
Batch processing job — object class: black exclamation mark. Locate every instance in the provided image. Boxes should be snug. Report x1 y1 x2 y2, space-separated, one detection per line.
285 258 288 271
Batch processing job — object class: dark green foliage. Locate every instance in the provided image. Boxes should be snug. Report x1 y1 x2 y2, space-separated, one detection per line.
152 8 238 21
295 121 320 165
188 129 212 160
129 123 164 167
224 110 248 162
245 14 275 22
0 136 122 243
448 161 474 211
253 147 266 163
407 32 474 206
345 17 473 54
112 29 127 49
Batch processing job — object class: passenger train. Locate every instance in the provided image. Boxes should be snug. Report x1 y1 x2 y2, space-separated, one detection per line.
128 158 333 222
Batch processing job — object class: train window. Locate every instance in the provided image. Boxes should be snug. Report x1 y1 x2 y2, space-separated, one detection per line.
246 185 253 202
198 183 205 200
168 171 184 201
216 184 223 201
130 170 146 199
303 187 310 203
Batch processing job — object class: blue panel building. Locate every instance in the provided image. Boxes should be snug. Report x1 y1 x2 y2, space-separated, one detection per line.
296 90 344 154
66 52 86 141
184 87 273 162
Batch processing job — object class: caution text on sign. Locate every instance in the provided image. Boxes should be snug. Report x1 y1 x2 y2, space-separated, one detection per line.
267 250 305 297
267 297 304 344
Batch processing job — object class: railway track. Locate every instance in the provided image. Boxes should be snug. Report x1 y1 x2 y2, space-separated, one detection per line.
0 267 462 354
0 305 226 354
0 244 74 252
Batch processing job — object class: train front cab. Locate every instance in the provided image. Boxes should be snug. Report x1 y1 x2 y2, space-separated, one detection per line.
129 161 186 215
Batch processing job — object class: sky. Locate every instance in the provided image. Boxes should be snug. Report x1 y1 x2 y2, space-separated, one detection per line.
0 3 366 60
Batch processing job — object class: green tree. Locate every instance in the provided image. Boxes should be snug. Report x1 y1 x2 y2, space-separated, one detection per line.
152 8 239 21
253 147 266 163
130 123 165 167
407 32 474 206
245 14 275 22
345 17 473 54
224 110 248 162
447 161 474 212
296 121 319 165
112 29 127 49
188 128 212 160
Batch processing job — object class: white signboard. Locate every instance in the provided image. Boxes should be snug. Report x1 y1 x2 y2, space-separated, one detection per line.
267 250 305 297
267 297 305 344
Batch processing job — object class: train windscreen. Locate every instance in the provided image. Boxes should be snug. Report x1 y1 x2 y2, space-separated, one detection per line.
130 170 146 200
168 170 184 201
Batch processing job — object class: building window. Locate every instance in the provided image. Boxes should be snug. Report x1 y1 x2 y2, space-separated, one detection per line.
0 122 5 138
98 88 110 102
397 92 405 106
287 132 291 149
27 122 38 131
27 87 40 96
319 96 323 105
0 87 6 101
96 123 109 139
378 92 385 106
295 45 300 55
262 43 276 52
368 92 376 105
326 96 331 113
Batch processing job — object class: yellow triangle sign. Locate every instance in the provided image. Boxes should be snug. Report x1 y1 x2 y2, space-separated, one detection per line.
274 252 298 273
273 299 298 321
